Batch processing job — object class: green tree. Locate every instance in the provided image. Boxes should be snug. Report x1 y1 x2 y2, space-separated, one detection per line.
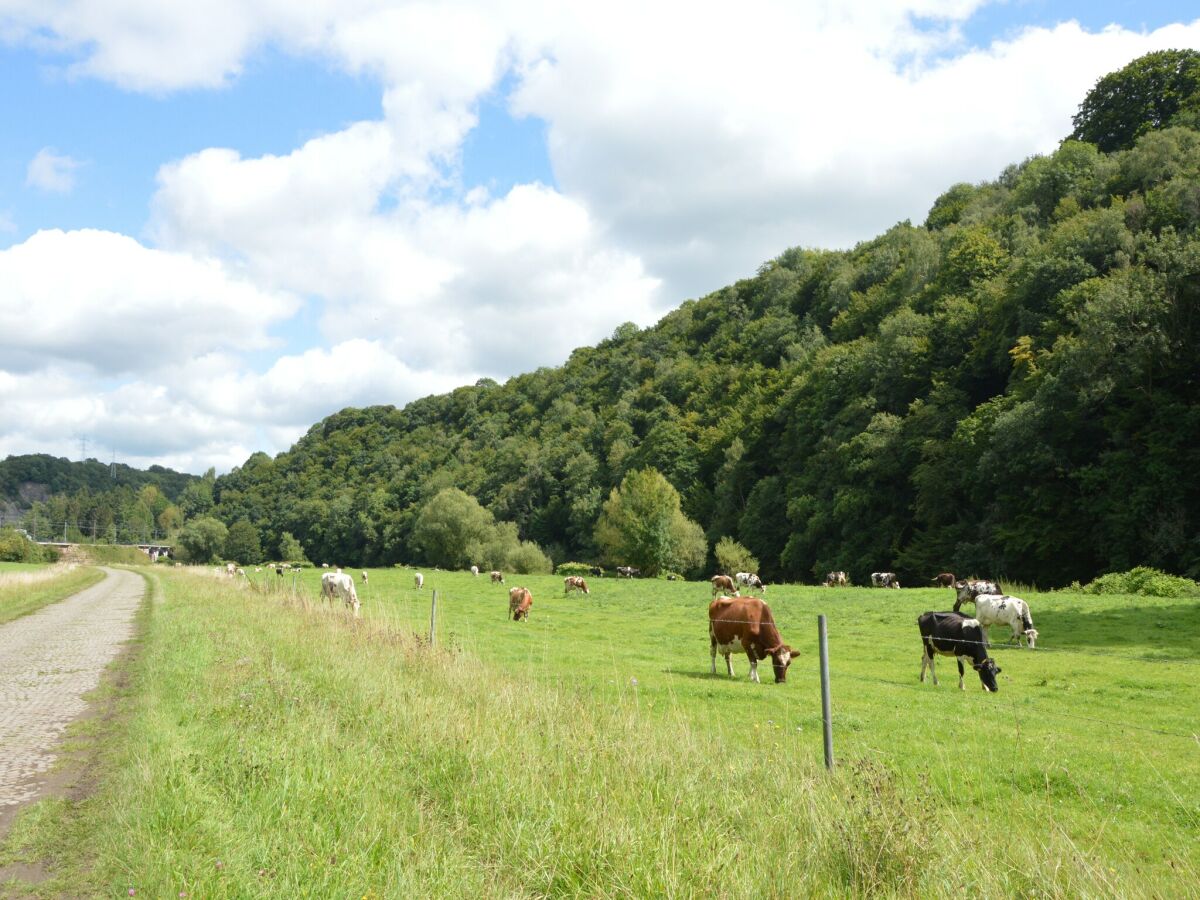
224 519 263 565
179 480 214 518
413 488 497 569
594 468 706 576
277 531 308 564
177 517 228 564
1071 49 1200 151
714 536 759 575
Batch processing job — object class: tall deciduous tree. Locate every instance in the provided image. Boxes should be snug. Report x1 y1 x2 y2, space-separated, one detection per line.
177 517 228 564
1071 49 1200 151
594 468 707 576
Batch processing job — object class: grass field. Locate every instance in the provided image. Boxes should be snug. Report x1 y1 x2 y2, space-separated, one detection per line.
0 563 104 626
2 565 1197 897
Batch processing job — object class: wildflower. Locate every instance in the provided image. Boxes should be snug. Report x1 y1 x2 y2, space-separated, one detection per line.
630 677 638 686
128 890 136 897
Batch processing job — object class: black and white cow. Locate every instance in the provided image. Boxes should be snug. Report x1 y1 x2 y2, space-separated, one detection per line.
952 579 1003 612
870 572 900 589
917 611 1001 692
971 594 1038 648
616 566 641 578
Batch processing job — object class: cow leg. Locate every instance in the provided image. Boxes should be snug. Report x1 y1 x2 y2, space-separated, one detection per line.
710 641 717 675
748 656 760 683
928 653 938 686
725 653 735 677
919 651 928 683
957 658 966 691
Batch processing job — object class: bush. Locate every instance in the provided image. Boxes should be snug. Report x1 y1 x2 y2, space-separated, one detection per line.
714 536 759 576
508 541 553 575
556 562 596 576
0 528 55 562
1076 566 1200 598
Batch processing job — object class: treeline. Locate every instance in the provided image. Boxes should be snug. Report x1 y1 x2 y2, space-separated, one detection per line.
0 453 197 506
202 52 1200 586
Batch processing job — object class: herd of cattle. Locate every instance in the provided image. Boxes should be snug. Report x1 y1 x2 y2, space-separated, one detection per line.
239 560 1037 693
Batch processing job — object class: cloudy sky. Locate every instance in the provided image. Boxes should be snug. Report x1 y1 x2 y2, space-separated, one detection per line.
1 1 1197 475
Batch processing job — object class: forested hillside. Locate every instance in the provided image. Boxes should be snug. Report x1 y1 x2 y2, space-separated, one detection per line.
207 52 1200 586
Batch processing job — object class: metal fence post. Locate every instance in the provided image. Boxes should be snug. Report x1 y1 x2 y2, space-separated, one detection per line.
429 590 438 646
818 614 834 770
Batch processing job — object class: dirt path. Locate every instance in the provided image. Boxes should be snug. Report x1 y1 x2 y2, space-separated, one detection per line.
0 567 144 821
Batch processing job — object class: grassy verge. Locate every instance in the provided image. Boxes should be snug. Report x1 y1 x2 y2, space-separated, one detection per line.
4 568 1194 896
0 566 105 626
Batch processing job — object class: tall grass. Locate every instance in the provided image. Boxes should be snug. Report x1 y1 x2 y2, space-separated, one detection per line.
0 564 103 625
5 569 1194 897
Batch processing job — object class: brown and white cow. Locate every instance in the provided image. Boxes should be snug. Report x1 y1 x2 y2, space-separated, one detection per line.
711 574 738 596
564 576 590 595
509 586 533 621
708 595 797 683
931 572 955 587
490 570 505 584
824 571 848 587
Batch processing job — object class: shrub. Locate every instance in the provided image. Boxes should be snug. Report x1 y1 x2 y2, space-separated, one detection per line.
714 536 759 576
508 541 553 575
556 562 596 576
0 527 55 562
1077 566 1200 598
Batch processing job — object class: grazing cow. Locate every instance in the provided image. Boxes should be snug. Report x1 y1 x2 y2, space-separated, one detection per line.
225 562 236 576
711 574 738 596
971 594 1038 648
824 571 848 587
361 571 368 585
321 571 360 616
564 576 590 595
490 570 504 584
616 566 641 578
917 612 1001 691
414 572 424 590
870 572 900 589
953 579 1004 612
735 572 765 591
470 565 479 577
509 587 533 621
590 566 604 577
708 595 797 683
322 563 330 569
931 572 955 587
235 567 246 577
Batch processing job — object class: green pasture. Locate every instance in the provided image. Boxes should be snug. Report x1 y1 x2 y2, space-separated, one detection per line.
3 567 1197 897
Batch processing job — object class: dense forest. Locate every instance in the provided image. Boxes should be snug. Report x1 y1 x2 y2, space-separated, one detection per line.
202 51 1200 586
8 53 1200 585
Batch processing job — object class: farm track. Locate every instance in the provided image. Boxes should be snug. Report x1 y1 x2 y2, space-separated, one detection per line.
0 567 143 827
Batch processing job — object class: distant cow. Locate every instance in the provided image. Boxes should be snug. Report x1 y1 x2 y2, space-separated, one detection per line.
824 571 848 587
490 570 504 584
590 566 604 577
414 572 424 589
322 563 330 569
972 594 1038 648
953 580 1003 612
564 576 590 595
225 562 236 576
917 611 1000 691
735 572 764 591
871 572 900 589
709 595 797 683
471 565 479 577
616 566 641 578
711 574 738 596
509 587 533 621
321 571 360 616
931 572 955 587
361 571 368 584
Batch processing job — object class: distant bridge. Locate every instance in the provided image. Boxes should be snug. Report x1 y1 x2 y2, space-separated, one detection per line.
36 541 174 556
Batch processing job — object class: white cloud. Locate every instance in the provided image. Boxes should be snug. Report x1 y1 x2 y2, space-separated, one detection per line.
0 229 298 375
25 147 81 193
2 2 1200 473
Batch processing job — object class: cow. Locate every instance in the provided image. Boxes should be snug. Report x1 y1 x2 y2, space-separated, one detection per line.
735 572 765 591
971 594 1038 648
322 563 330 569
590 566 604 577
490 570 504 584
564 576 590 595
824 571 848 587
616 566 641 578
711 574 738 596
225 562 236 576
235 567 246 577
470 565 479 577
509 587 533 621
931 572 955 587
361 571 368 584
871 572 900 589
708 595 797 683
917 611 1000 691
321 571 360 616
414 572 424 590
953 579 1004 612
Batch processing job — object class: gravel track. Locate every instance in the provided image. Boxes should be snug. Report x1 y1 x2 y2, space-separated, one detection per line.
0 567 143 813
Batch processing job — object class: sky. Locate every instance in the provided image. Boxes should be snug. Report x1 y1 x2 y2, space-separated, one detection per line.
1 1 1197 475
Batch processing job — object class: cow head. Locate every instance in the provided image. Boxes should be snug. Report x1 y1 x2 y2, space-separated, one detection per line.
1023 628 1038 649
771 646 796 683
974 658 1001 692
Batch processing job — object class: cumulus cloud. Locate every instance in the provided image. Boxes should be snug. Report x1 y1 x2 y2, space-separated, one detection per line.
25 147 81 193
2 1 1199 473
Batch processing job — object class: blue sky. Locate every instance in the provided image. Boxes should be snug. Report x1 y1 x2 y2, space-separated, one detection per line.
1 1 1197 473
